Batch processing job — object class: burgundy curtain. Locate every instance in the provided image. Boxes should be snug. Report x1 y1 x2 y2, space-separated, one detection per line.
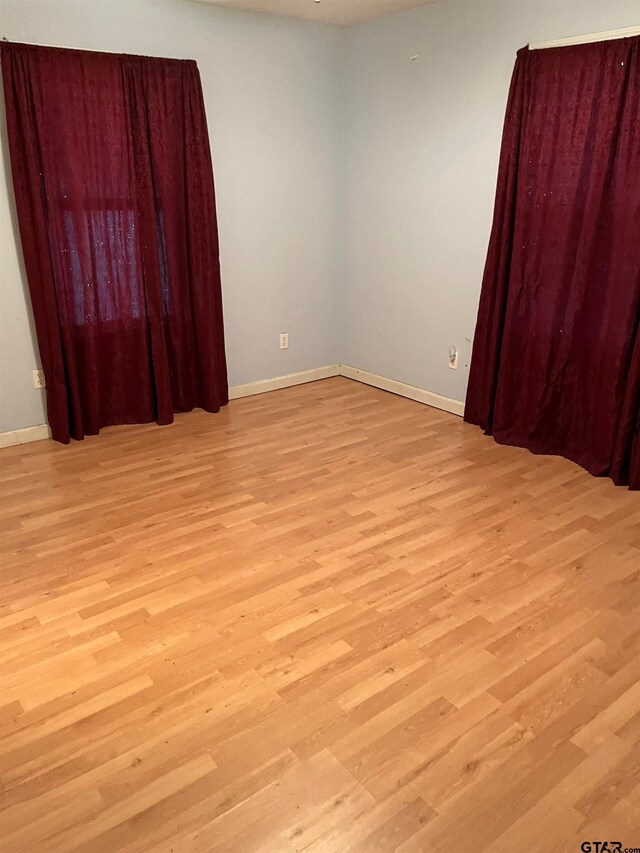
1 42 228 443
465 36 640 490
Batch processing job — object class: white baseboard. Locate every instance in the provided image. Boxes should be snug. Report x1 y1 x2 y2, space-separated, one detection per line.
229 365 340 400
0 366 341 447
339 364 465 417
0 423 52 449
0 362 462 448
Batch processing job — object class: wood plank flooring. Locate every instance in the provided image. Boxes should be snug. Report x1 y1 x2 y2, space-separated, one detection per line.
1 376 639 852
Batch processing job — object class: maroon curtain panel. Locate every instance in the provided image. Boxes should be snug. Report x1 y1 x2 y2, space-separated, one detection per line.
465 36 640 490
1 42 228 443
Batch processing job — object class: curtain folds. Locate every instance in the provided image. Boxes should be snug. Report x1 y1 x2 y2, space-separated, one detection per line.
465 36 640 490
1 42 228 443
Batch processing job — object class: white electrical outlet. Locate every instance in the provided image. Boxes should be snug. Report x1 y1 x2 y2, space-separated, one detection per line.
33 369 46 389
279 332 289 350
448 347 459 370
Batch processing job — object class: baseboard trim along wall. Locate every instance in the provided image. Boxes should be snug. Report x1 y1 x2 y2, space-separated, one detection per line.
0 423 53 449
0 363 465 447
339 364 465 417
229 365 340 399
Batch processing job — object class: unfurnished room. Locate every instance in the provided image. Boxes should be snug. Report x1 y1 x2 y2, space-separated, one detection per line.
0 0 639 851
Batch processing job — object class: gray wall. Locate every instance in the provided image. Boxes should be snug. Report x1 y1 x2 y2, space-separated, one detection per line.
342 0 640 404
0 0 344 431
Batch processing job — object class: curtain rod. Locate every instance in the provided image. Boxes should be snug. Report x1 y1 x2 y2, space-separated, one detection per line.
3 24 639 53
0 38 195 63
529 25 640 50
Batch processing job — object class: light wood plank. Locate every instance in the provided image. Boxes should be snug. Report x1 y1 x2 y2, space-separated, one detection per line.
1 377 638 851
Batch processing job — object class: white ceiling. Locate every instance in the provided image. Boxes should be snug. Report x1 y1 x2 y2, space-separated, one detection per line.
187 0 441 27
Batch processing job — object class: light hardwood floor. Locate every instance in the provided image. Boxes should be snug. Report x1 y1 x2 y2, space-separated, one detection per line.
1 377 639 852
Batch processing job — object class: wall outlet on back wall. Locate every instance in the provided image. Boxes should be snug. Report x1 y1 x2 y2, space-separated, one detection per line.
448 346 459 370
32 369 46 389
279 332 289 350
